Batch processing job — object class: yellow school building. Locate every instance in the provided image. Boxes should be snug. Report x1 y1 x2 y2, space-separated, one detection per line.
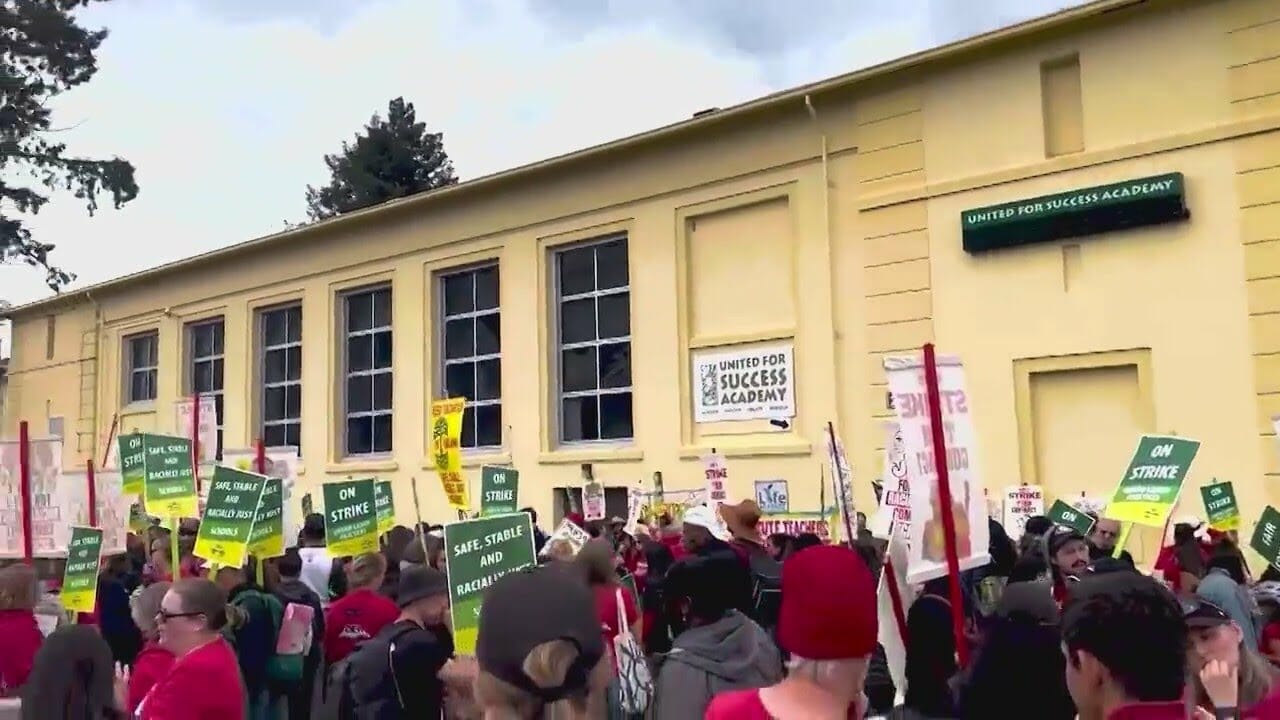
3 0 1279 563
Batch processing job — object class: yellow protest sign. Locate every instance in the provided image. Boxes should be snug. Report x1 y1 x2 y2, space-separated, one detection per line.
430 398 468 509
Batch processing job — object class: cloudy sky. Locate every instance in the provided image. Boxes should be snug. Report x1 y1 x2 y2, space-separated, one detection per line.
0 0 1084 349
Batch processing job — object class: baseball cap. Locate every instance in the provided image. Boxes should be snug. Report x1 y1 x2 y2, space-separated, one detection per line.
1181 597 1233 628
476 564 605 702
397 565 448 608
1047 526 1087 556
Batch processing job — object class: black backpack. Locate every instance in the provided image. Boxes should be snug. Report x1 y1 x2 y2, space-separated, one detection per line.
744 544 783 631
321 623 420 720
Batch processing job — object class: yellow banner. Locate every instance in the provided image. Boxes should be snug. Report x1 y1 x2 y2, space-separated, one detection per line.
430 398 468 509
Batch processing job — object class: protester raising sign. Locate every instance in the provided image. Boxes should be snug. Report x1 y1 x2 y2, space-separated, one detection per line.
445 513 537 654
480 466 519 517
1200 481 1240 531
130 434 199 519
322 478 379 556
540 516 591 558
1106 435 1199 527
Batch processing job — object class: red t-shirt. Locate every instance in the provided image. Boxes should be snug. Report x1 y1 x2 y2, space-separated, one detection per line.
0 609 41 697
1105 701 1190 719
323 588 399 664
140 637 243 720
705 688 861 719
128 640 175 714
593 584 638 669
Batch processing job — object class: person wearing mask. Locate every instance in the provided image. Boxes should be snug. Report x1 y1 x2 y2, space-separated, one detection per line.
1197 545 1261 651
1183 596 1280 716
0 564 42 698
323 552 398 665
1061 572 1188 720
117 578 246 719
652 554 782 718
270 549 324 720
20 625 119 720
1046 525 1091 606
125 582 174 716
297 514 346 605
1088 516 1135 567
705 545 879 719
215 564 283 720
954 582 1075 719
473 564 612 719
96 554 142 667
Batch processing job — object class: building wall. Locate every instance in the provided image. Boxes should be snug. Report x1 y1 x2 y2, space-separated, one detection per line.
5 0 1280 547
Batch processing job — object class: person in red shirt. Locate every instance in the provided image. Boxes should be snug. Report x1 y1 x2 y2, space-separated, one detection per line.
126 582 175 715
323 552 398 664
0 564 42 698
575 539 638 671
706 545 878 720
117 577 246 719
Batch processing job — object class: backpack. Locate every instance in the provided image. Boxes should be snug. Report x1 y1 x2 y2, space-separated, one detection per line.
743 544 783 631
325 622 420 720
226 589 305 690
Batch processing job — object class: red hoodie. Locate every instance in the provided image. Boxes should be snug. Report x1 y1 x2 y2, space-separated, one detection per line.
0 609 42 697
128 640 175 714
323 588 399 664
140 636 243 720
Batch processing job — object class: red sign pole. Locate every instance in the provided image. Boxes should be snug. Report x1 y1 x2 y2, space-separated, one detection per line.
255 438 266 475
18 421 33 564
191 393 201 494
922 343 970 666
100 413 119 469
87 459 98 527
883 557 910 644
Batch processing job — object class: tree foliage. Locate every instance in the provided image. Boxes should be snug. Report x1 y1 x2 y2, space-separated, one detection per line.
305 97 457 221
1 0 139 291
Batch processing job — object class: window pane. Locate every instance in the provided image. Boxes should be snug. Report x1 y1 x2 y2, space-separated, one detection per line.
445 362 475 400
143 370 157 400
372 414 392 453
460 413 477 449
444 318 473 360
264 349 287 384
264 386 286 421
130 372 147 403
475 313 500 355
193 361 213 393
557 246 594 297
598 342 631 389
346 375 372 414
561 347 597 393
346 293 372 332
130 337 151 368
347 335 373 372
346 416 372 455
285 384 301 418
561 396 599 442
284 422 301 450
476 404 502 447
597 293 630 339
559 298 595 345
443 273 473 316
373 289 392 328
285 346 302 381
475 266 499 310
476 359 501 401
212 358 224 391
372 372 392 411
264 312 287 346
193 326 213 357
372 331 393 369
213 394 224 427
596 239 629 290
285 307 302 343
263 424 286 448
211 324 224 355
600 392 634 440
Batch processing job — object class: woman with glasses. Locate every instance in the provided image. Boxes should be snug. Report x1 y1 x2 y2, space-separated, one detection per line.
114 578 246 720
1183 596 1280 717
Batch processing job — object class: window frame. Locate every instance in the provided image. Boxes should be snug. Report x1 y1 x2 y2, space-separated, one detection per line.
184 317 226 459
122 330 159 406
550 234 634 446
339 284 394 458
256 303 303 452
435 261 503 452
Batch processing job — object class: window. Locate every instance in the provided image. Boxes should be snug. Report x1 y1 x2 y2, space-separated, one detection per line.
186 319 225 458
260 305 302 450
554 236 633 443
123 331 158 404
440 265 502 449
342 286 393 456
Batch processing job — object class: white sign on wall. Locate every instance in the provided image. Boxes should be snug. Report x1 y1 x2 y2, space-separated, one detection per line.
692 341 795 423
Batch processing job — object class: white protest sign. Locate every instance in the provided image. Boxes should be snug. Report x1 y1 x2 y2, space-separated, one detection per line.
692 341 795 423
541 517 592 557
583 481 606 522
1002 485 1044 539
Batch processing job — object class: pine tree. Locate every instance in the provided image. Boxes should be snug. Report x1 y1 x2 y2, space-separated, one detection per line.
305 97 457 221
1 0 139 291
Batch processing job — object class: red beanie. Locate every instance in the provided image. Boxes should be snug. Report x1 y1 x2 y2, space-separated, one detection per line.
778 545 878 659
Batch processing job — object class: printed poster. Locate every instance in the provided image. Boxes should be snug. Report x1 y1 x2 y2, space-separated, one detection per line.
879 422 911 543
61 526 103 614
1106 435 1199 527
194 467 266 568
174 395 219 465
479 466 518 517
430 398 468 509
754 480 789 515
0 441 25 559
248 476 285 559
375 481 395 534
692 341 796 423
322 479 378 556
703 453 729 510
444 512 536 654
1046 499 1095 535
582 481 606 521
884 353 991 584
137 434 199 519
222 446 300 551
92 470 129 555
27 437 85 558
540 516 592 558
1002 485 1045 540
824 425 857 544
623 485 644 536
1200 481 1240 532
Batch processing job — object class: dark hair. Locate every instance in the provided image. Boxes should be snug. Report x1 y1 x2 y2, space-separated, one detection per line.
1208 545 1247 585
172 578 231 631
767 533 792 552
21 625 116 720
793 533 822 552
1061 573 1186 703
302 513 326 542
958 614 1075 719
987 518 1017 577
664 555 737 622
575 539 618 586
277 548 303 578
1023 516 1052 538
521 507 538 524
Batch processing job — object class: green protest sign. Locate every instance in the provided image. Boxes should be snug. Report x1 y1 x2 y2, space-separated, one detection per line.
480 466 519 516
1046 499 1095 535
139 434 199 519
323 479 378 556
194 467 266 567
62 526 103 614
1106 435 1199 527
445 512 536 654
119 433 145 496
1250 506 1280 571
248 477 285 559
1200 481 1240 531
375 481 395 535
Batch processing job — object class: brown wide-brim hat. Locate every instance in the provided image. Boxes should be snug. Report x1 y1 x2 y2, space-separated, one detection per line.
720 500 766 544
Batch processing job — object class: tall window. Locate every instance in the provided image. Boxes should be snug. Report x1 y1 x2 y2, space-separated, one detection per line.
440 265 502 449
554 236 632 443
260 304 302 450
343 286 393 456
123 331 158 405
186 319 225 458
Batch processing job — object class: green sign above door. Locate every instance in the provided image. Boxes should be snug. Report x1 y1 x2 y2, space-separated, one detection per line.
961 172 1188 253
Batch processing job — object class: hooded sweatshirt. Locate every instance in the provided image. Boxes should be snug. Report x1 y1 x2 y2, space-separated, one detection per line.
652 610 782 718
